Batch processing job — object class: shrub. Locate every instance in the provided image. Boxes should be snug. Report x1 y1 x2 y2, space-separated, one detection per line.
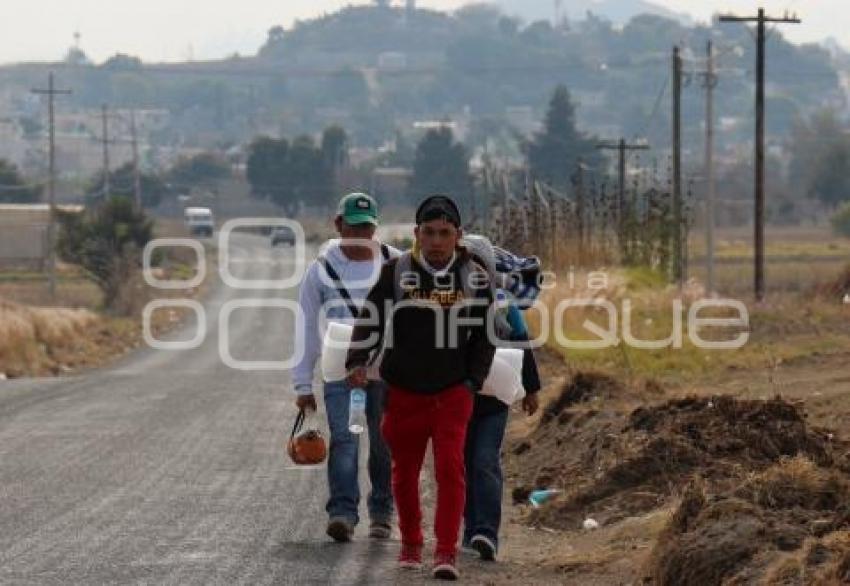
830 202 850 237
56 196 153 312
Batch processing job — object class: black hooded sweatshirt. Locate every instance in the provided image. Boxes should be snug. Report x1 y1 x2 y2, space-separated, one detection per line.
345 250 496 394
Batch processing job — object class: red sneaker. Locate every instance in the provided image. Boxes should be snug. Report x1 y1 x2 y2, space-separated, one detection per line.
432 553 459 580
398 543 423 570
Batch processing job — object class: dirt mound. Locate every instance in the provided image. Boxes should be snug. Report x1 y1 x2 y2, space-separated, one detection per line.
510 393 843 529
540 372 625 424
645 460 850 585
627 395 832 466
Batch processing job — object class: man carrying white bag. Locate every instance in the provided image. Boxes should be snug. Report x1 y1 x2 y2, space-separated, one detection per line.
292 193 398 543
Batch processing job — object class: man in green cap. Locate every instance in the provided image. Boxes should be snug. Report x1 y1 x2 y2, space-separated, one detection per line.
292 192 399 542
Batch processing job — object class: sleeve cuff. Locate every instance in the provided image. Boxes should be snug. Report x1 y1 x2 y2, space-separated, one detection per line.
294 384 314 396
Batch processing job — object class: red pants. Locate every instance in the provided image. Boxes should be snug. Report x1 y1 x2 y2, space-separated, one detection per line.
381 384 474 557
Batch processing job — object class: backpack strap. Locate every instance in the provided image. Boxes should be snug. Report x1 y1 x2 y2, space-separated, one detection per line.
458 259 493 318
393 251 413 302
318 257 360 318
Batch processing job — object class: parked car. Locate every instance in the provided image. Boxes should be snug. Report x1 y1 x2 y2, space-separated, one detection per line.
271 225 296 247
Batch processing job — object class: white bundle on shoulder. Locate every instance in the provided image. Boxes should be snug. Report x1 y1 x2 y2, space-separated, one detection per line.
320 322 382 382
322 323 523 404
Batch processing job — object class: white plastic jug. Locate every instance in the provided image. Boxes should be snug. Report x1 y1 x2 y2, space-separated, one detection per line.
481 348 524 405
320 322 382 382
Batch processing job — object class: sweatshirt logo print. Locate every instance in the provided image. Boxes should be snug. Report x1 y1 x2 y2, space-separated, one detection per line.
408 288 466 307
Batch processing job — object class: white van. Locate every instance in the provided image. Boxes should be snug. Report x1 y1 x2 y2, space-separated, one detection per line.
184 207 214 237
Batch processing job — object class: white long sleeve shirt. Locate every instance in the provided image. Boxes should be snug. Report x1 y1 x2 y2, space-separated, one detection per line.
293 239 399 396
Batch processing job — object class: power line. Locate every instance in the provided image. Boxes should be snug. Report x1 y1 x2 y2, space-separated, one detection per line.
636 73 669 139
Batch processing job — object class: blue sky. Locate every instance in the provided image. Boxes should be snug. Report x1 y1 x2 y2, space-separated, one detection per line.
0 0 841 65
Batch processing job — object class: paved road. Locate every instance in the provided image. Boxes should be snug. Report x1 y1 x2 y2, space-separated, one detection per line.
0 233 401 585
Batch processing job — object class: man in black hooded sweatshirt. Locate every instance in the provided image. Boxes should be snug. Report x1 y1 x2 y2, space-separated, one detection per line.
346 195 496 580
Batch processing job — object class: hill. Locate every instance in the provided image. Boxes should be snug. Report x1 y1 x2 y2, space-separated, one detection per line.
0 4 842 154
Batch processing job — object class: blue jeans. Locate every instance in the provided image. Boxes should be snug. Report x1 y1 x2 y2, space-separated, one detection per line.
323 380 393 525
462 407 509 550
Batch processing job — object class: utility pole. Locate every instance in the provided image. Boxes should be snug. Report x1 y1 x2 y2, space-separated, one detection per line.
671 45 683 288
700 40 718 295
720 8 801 301
101 104 111 199
130 109 142 210
596 138 650 232
31 72 72 302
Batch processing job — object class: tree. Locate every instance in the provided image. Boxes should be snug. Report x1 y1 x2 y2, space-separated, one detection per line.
808 144 850 208
322 67 370 109
267 25 285 44
527 85 597 189
102 53 143 71
18 117 42 139
322 125 349 195
789 109 850 208
409 127 473 208
64 47 90 66
247 136 291 208
87 163 169 208
246 134 334 214
167 153 231 191
0 160 41 203
455 4 503 32
288 135 332 205
321 125 349 172
56 196 153 311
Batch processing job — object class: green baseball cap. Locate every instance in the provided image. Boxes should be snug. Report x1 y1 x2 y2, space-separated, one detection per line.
337 192 379 226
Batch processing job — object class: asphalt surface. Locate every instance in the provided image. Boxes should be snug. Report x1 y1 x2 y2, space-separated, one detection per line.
0 233 403 585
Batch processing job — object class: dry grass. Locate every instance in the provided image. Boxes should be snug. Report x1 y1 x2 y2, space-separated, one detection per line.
0 298 102 376
529 263 850 382
762 531 850 585
736 456 850 511
0 262 102 309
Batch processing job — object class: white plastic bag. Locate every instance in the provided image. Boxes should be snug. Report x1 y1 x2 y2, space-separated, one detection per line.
480 348 525 405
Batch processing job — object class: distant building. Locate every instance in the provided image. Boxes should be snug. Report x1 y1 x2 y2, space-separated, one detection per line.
0 203 83 269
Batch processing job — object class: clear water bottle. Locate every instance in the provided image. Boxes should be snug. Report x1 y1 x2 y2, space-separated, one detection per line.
348 387 367 434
